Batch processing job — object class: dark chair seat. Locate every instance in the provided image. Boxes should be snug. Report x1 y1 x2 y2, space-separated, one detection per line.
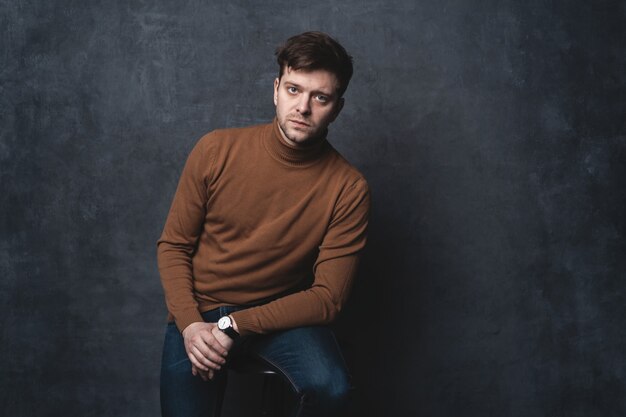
215 354 285 417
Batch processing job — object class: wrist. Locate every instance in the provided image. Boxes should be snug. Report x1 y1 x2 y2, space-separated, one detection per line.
217 315 240 339
229 315 239 333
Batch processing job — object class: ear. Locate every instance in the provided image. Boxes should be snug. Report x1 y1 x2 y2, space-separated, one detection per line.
329 97 345 123
273 78 279 106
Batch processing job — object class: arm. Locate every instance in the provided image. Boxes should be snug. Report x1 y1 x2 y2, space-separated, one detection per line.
157 135 212 331
230 179 370 335
157 134 230 376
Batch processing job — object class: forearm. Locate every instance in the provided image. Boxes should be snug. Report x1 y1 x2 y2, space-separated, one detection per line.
231 254 359 335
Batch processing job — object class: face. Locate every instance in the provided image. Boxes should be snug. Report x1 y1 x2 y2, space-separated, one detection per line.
274 66 344 146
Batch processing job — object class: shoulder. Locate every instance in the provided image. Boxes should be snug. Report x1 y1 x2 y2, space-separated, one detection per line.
197 122 271 147
183 122 271 175
187 122 270 167
325 145 369 193
318 146 370 219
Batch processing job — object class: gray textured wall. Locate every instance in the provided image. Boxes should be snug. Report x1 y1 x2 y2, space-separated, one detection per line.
1 1 625 416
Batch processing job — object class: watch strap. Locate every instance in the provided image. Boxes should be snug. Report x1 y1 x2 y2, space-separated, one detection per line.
221 326 239 339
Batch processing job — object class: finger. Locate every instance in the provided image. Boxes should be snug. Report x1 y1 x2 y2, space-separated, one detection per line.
192 345 224 370
191 346 223 371
208 369 215 380
190 333 228 362
187 351 210 372
201 332 229 357
191 338 228 365
197 367 209 382
191 365 209 381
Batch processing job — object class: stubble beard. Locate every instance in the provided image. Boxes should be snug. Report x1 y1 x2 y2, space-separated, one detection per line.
278 115 319 146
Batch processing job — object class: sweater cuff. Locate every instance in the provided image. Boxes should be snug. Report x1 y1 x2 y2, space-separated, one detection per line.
230 310 258 336
174 309 205 333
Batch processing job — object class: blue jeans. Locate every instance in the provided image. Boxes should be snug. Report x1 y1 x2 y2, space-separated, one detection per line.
160 305 352 417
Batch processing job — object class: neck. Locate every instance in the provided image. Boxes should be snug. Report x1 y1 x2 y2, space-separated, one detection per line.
263 118 329 167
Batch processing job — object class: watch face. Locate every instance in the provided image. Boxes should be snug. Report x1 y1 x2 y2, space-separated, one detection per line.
218 316 230 330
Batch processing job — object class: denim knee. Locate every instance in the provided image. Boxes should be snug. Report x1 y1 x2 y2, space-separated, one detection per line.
296 365 351 411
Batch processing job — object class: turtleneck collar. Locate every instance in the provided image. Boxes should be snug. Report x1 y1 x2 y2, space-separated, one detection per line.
263 118 330 167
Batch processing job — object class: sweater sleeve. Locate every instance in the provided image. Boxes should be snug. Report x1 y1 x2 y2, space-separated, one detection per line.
231 178 370 335
157 134 214 332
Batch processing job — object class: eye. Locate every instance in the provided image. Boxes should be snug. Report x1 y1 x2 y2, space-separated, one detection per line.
315 95 329 103
287 86 298 94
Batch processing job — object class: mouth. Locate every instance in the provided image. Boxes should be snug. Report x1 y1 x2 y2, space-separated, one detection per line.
289 119 310 128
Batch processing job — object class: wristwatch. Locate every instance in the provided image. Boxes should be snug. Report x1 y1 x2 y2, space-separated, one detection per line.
217 315 240 339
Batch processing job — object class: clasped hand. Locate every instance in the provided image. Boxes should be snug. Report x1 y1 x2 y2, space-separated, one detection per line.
182 322 234 381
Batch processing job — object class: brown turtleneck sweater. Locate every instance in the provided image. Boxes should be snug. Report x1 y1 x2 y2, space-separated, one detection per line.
157 119 369 335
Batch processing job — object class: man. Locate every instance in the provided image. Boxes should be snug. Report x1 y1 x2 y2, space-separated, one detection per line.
158 31 370 417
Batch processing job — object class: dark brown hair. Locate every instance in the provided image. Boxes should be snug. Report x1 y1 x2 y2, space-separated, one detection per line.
275 31 353 97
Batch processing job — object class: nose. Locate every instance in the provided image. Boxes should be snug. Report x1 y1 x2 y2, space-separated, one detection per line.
296 95 311 115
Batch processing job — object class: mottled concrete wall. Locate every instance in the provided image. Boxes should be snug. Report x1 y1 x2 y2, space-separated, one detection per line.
1 1 624 416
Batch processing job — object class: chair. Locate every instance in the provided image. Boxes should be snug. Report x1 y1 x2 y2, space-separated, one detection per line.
215 354 286 417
